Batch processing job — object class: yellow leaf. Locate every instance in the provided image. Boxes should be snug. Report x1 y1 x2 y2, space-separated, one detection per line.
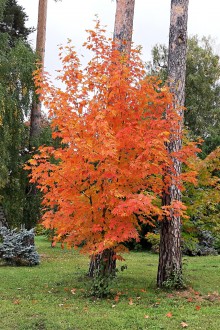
181 322 188 328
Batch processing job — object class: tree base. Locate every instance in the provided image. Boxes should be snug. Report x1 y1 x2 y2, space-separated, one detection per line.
88 248 116 278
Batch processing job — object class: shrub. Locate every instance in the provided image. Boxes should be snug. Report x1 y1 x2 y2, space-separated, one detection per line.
197 230 218 256
181 233 199 256
0 227 40 266
145 232 160 253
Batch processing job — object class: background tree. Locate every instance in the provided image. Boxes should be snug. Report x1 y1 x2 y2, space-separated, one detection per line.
30 0 48 145
113 0 135 54
0 0 36 228
148 36 220 158
157 0 189 288
146 36 220 258
0 0 33 45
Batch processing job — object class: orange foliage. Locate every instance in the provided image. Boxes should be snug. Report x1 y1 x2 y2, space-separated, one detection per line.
25 22 198 255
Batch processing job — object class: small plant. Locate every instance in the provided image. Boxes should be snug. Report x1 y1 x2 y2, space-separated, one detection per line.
90 264 127 298
0 227 40 266
162 269 186 290
90 270 115 298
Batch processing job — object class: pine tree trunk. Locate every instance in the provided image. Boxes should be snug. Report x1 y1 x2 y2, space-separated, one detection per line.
157 0 189 288
30 0 48 144
113 0 135 54
88 0 135 277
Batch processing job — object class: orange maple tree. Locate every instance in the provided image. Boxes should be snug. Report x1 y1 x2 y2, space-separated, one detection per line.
26 22 198 257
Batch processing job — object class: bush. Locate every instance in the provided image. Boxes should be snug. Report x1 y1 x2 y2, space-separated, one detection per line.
213 234 220 253
197 230 218 256
181 234 199 256
145 230 219 256
145 232 160 253
0 227 40 266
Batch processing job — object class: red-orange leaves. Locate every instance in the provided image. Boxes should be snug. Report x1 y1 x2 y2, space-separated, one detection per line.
27 21 197 255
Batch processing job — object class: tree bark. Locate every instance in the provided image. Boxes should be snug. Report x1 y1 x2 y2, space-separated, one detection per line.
113 0 135 54
157 0 189 288
88 0 135 278
88 249 116 278
30 0 48 144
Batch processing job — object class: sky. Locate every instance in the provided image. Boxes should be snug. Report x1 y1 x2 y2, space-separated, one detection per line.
18 0 220 78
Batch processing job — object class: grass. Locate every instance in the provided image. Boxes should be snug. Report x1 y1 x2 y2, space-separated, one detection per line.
1 236 220 330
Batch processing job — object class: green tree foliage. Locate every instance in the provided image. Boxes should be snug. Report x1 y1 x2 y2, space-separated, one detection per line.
148 36 220 157
0 0 34 45
0 0 37 228
184 148 220 238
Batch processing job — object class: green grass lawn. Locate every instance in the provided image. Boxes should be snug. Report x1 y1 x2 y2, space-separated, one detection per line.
1 236 220 330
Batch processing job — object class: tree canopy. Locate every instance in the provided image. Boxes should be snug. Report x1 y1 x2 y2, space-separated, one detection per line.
26 23 198 257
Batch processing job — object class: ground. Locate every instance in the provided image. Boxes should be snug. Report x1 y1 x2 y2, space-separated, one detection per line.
1 236 220 330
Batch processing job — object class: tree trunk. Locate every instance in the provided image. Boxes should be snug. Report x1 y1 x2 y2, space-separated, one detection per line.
30 0 48 144
88 0 135 278
88 249 116 278
113 0 135 54
157 0 189 288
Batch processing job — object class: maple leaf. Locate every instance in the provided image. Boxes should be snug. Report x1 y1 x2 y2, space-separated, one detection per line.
166 312 172 318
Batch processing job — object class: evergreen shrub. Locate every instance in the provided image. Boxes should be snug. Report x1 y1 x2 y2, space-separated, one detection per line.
0 227 40 266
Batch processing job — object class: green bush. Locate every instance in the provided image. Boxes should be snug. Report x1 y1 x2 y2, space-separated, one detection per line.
181 233 199 256
145 232 160 253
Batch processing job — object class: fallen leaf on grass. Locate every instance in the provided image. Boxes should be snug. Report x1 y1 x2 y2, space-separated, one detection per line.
181 322 188 328
128 298 133 305
144 315 150 319
114 295 120 302
71 288 76 294
195 305 201 310
13 299 20 305
166 312 172 318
